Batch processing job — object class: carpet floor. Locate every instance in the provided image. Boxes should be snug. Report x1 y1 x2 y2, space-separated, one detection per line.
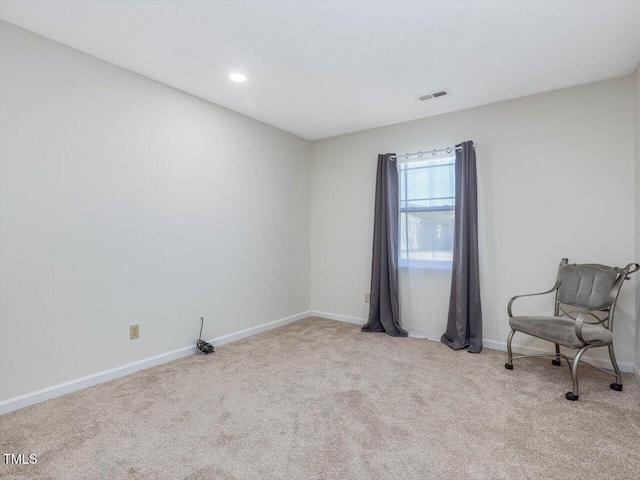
1 317 639 479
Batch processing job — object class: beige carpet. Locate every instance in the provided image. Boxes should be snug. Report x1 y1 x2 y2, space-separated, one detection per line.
1 317 639 479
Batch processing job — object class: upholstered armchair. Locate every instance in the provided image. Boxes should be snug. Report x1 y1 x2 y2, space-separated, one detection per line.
505 258 639 401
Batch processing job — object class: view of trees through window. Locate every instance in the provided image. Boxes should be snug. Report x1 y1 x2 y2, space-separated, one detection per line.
399 156 455 268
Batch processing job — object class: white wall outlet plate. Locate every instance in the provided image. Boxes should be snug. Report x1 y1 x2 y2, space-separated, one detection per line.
130 324 139 340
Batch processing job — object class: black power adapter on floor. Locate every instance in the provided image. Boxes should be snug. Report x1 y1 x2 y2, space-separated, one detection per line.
196 316 215 354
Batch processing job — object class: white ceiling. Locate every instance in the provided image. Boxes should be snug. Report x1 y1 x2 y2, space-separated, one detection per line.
1 1 639 140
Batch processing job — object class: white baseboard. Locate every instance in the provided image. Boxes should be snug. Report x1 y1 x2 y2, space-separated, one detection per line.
404 330 442 342
0 311 311 415
311 311 444 341
209 311 310 347
312 311 635 373
310 310 365 325
4 309 634 414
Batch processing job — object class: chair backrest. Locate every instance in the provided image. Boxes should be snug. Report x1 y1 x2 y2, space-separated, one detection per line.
557 264 618 309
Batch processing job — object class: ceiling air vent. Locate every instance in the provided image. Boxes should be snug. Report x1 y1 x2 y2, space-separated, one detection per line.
418 89 450 101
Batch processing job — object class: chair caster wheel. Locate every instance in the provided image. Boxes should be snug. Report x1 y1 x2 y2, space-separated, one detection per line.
565 392 579 401
610 383 623 391
551 359 561 366
504 363 513 370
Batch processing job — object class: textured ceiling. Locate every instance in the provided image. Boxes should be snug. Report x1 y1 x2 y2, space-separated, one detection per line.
1 0 639 140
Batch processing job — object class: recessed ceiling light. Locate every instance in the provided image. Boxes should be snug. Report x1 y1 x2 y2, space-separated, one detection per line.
229 73 247 83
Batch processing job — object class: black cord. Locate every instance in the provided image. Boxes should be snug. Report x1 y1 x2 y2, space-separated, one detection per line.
197 316 214 354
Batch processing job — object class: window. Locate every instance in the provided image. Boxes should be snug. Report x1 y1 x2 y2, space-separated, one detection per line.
399 156 455 269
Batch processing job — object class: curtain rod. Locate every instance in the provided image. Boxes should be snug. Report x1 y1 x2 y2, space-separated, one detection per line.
391 146 461 161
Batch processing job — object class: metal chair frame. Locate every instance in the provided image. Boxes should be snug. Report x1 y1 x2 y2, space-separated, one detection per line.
505 258 639 401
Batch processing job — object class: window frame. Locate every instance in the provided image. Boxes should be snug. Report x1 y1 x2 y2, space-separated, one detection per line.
398 157 456 270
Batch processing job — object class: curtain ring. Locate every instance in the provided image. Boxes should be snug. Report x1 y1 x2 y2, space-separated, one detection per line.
405 153 410 159
432 149 437 155
446 147 451 154
418 151 423 157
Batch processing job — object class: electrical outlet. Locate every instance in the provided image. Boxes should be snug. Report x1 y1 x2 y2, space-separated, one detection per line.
130 324 139 340
365 293 371 303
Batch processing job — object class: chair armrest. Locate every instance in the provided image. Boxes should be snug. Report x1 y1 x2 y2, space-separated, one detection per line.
575 308 600 344
507 288 557 318
626 263 640 276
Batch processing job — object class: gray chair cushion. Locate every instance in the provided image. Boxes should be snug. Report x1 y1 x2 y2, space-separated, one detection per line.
557 265 617 308
509 316 613 348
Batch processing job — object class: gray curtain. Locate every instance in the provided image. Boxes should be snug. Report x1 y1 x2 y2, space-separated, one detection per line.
441 141 483 353
362 154 408 337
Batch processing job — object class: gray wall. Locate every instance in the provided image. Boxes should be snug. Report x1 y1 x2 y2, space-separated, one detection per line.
0 22 311 401
2 19 638 403
310 76 637 368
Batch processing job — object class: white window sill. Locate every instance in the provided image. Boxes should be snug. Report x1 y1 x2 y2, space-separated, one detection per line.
398 259 453 270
